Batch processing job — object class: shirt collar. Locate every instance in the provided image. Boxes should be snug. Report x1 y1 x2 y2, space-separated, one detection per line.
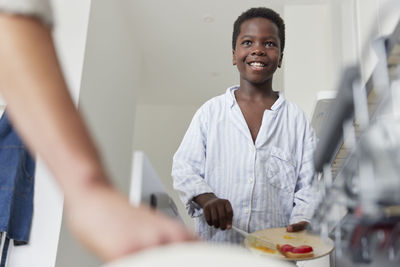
226 85 285 111
226 85 239 108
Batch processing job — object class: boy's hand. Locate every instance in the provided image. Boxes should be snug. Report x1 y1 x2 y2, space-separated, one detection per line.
286 221 309 232
194 193 233 230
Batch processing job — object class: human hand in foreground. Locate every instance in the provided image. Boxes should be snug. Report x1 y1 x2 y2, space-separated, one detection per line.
0 13 196 263
194 193 233 230
66 185 196 262
286 221 309 232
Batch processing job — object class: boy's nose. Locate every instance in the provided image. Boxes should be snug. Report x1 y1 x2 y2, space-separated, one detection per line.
251 49 266 56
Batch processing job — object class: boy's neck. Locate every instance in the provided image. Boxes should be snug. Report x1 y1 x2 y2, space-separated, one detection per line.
237 79 277 101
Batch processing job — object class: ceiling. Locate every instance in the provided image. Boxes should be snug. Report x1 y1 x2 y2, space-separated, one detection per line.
121 0 329 106
124 0 287 106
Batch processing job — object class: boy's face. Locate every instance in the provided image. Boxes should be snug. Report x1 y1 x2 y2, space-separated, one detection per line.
232 17 283 85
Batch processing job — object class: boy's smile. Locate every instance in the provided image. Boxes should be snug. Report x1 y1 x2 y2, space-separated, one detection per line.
232 17 283 86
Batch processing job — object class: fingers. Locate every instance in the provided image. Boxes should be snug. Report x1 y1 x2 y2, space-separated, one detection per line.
203 199 219 227
203 198 233 230
217 204 227 230
160 216 197 243
210 205 220 228
204 205 212 226
225 201 233 229
286 221 309 232
68 187 197 261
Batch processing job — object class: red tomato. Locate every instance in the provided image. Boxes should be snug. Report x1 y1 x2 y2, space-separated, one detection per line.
292 245 313 254
280 244 294 253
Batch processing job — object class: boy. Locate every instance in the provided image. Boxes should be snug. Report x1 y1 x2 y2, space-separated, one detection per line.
172 7 318 243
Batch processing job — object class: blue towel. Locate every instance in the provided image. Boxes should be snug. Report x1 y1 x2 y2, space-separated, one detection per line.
0 111 35 266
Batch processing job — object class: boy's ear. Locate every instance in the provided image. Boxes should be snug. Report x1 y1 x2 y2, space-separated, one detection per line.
232 49 237 65
278 52 284 68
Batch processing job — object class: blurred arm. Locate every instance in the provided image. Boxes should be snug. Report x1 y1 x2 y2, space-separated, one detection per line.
0 14 108 197
0 13 195 261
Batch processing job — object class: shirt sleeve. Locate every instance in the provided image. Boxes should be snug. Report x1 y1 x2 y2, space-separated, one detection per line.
172 105 214 218
0 0 53 27
289 117 321 225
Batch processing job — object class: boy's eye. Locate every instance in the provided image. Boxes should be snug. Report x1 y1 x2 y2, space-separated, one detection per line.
265 41 276 47
241 40 252 46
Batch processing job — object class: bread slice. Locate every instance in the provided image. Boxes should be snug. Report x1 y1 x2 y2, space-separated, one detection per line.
282 250 314 259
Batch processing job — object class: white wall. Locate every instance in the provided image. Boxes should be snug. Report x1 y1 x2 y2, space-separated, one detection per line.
0 96 5 116
283 0 400 118
55 0 141 266
330 0 400 86
75 0 140 193
283 3 336 120
354 0 400 83
6 1 91 267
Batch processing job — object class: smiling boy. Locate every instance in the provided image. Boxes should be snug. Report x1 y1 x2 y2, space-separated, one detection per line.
172 7 318 243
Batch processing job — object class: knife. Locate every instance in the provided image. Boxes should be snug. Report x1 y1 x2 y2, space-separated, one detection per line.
232 226 277 251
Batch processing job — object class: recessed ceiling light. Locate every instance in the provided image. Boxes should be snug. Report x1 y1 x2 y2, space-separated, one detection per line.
203 15 214 23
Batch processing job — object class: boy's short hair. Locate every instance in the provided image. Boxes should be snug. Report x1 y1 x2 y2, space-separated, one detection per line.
232 7 285 52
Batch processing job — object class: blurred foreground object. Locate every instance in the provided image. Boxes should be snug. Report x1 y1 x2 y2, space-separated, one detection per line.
311 17 400 267
103 243 293 267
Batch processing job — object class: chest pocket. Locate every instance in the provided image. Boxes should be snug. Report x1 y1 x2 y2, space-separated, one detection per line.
266 147 296 192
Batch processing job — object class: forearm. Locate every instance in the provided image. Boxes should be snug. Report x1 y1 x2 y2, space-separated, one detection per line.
173 169 216 215
0 13 195 261
0 14 111 202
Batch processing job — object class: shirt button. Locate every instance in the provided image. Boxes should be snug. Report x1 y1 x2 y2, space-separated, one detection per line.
243 208 249 214
249 178 254 183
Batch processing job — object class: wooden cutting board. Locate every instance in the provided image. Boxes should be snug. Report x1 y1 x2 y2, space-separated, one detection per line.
243 227 334 261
